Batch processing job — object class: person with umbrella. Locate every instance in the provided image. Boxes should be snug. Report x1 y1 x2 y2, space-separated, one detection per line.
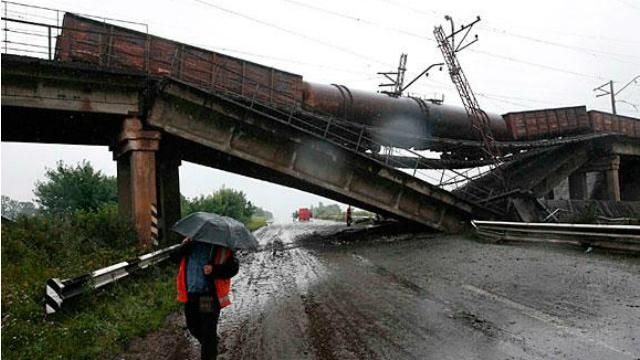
173 212 258 360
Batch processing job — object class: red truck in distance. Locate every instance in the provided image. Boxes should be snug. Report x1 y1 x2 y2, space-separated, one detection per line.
297 208 312 222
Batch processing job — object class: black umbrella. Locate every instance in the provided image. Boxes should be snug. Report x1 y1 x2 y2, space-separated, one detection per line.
172 212 259 250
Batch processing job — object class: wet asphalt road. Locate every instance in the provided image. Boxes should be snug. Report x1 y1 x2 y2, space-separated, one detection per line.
122 221 640 359
208 221 640 360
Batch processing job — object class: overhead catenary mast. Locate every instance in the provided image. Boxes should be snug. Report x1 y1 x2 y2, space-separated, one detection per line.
434 15 505 188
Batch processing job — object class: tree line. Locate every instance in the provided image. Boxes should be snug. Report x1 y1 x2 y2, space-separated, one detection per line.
2 160 272 225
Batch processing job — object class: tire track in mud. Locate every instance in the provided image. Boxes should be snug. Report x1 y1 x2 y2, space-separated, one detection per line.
221 224 497 359
220 223 409 360
295 248 401 360
218 229 322 360
312 252 467 359
344 251 569 359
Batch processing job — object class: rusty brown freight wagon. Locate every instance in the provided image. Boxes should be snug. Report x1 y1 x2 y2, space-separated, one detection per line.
588 110 640 137
55 13 640 144
503 106 640 140
502 106 591 140
56 13 304 109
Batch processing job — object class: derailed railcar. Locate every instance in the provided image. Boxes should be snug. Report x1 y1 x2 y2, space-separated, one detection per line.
55 13 639 147
503 106 640 140
588 110 640 137
56 13 304 109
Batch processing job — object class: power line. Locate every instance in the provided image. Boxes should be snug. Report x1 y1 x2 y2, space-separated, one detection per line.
204 45 375 76
374 0 640 46
373 0 440 19
268 1 632 82
67 0 629 92
481 26 640 64
273 0 432 41
616 99 639 112
190 0 393 67
414 78 580 110
477 92 565 106
468 49 612 81
477 94 527 110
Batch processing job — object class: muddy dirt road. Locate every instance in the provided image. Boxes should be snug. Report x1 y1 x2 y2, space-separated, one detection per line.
123 221 640 359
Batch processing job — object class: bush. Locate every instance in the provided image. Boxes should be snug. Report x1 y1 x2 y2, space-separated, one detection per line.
182 187 255 224
34 160 117 213
1 209 179 360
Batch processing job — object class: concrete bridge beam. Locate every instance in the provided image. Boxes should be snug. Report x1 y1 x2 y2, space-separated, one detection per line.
145 80 492 232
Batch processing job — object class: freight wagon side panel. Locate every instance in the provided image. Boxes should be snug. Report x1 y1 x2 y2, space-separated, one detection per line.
588 111 640 137
620 117 634 136
180 46 215 88
149 37 178 75
545 109 559 134
56 13 303 109
57 15 103 64
109 26 145 71
503 106 588 140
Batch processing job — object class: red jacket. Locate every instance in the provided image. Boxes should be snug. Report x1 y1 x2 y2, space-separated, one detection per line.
176 246 235 308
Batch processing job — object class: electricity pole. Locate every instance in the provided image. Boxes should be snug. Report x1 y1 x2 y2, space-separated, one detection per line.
378 54 443 97
378 53 408 97
594 75 640 115
434 15 502 166
594 80 617 114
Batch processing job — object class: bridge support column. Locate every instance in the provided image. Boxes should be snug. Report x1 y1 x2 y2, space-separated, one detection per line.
604 156 621 201
156 152 182 245
112 117 161 249
569 172 588 200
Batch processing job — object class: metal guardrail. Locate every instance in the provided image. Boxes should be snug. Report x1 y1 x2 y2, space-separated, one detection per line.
471 220 640 253
45 244 180 315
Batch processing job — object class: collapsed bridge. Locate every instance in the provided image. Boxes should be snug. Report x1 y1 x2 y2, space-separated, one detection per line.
2 10 638 247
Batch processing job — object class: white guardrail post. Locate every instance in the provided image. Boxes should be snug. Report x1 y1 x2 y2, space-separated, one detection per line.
44 243 181 315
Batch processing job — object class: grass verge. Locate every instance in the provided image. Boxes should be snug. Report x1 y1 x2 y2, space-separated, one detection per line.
246 216 268 231
1 205 181 360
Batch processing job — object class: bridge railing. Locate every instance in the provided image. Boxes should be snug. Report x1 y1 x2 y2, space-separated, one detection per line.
1 1 147 60
1 2 505 215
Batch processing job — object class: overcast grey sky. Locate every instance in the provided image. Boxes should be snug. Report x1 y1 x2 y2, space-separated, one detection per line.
2 0 639 221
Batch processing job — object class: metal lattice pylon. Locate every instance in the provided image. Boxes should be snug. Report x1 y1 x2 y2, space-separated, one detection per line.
433 18 505 191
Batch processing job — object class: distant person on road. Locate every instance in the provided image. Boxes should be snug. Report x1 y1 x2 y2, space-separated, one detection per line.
176 237 239 360
346 205 353 227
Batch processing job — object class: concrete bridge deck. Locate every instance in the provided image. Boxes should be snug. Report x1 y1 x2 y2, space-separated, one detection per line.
2 55 495 245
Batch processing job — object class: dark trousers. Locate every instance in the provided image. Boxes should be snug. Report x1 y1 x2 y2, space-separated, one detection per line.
185 294 221 360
